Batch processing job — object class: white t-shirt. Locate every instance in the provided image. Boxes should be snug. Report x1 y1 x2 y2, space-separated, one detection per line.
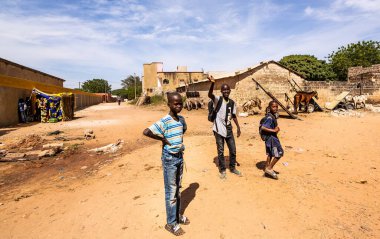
212 96 237 138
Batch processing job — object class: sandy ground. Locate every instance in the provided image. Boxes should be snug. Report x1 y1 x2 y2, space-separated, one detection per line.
0 102 380 239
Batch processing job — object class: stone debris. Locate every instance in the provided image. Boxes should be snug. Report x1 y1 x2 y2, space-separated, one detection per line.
0 149 6 157
331 109 364 117
1 152 26 162
84 129 95 140
14 194 32 201
42 143 64 150
88 139 124 153
38 148 60 157
365 104 380 113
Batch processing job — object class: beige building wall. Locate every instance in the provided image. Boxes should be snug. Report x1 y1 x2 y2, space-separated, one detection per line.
143 62 205 95
143 62 162 93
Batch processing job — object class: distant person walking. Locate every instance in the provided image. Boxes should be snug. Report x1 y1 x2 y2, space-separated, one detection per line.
18 99 27 123
143 92 189 236
117 96 121 105
207 75 242 179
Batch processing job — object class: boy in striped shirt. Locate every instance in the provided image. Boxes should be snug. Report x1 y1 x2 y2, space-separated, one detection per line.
143 92 189 236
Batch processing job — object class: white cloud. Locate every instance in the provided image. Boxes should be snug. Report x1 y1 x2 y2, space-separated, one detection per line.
0 0 379 89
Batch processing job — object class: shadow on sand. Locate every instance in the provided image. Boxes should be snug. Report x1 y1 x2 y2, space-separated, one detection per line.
180 182 199 215
213 156 241 169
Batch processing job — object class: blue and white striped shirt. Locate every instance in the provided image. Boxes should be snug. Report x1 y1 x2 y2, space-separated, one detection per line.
148 114 187 153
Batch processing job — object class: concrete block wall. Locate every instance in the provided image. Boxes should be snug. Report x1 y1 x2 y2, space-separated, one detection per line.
304 81 380 104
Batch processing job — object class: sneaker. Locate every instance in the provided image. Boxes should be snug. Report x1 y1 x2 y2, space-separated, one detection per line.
219 171 227 179
230 168 242 176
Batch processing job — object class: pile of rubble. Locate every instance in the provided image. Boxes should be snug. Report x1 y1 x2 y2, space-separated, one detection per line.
0 129 124 162
365 104 380 113
330 109 365 117
0 143 64 162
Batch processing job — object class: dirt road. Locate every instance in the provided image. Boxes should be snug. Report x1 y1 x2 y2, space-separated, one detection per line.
0 103 379 238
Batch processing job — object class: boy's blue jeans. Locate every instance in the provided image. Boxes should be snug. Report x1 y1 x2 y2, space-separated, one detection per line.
162 150 183 226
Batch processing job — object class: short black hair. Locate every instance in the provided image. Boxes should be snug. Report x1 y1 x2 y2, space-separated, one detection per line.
221 84 230 90
268 100 277 107
167 92 182 103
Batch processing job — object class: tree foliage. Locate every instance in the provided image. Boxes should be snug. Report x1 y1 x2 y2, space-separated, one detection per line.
82 79 112 93
111 89 129 99
328 40 380 81
279 55 336 81
120 75 142 99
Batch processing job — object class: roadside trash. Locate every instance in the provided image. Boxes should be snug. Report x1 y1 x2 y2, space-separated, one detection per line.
282 162 289 167
84 129 95 140
356 180 367 184
238 112 249 117
47 130 63 136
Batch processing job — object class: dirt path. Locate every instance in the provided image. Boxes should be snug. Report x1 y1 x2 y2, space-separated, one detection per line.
0 103 379 238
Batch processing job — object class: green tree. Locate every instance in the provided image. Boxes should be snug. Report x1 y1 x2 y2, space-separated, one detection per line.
82 79 111 93
121 75 142 99
279 55 336 81
111 88 129 99
328 40 380 81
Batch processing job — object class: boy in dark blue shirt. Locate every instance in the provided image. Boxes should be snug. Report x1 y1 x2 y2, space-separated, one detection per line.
260 101 284 179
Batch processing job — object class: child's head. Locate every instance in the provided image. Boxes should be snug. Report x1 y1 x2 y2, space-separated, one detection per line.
167 92 183 114
266 100 278 114
220 84 231 99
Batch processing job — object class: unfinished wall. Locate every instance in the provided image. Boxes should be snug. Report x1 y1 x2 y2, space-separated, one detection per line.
0 58 64 87
181 62 305 112
304 81 380 105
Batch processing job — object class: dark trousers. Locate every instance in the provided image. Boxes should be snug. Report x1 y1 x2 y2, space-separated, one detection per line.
214 132 236 171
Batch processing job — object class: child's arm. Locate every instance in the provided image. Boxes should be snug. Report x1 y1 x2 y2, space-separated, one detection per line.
232 117 241 137
179 117 187 134
207 75 216 101
143 128 171 146
261 126 279 134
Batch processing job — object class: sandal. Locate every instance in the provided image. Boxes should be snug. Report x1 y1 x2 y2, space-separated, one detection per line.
179 215 190 225
264 169 278 180
165 224 185 236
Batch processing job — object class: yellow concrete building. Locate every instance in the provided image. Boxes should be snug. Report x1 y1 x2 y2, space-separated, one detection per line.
143 62 205 95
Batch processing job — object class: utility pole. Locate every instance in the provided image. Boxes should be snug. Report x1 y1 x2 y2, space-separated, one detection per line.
134 73 137 99
104 82 107 102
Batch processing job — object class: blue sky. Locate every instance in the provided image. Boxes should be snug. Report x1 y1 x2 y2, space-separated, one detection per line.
1 0 379 89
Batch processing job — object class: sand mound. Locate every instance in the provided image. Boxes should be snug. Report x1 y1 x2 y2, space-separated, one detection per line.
12 134 45 149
